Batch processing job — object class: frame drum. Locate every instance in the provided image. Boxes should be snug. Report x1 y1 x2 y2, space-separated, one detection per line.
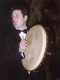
22 25 47 71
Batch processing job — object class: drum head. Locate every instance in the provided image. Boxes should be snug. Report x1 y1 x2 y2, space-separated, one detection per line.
22 25 47 71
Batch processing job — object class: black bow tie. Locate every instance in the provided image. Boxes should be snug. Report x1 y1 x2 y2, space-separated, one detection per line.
16 29 27 34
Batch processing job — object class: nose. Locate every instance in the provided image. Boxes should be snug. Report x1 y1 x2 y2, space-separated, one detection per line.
12 16 17 23
12 16 16 21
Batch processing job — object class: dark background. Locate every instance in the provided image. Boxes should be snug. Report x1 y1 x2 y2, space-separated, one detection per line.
0 0 60 80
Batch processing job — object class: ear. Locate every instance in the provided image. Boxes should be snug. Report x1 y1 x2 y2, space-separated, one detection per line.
24 15 28 21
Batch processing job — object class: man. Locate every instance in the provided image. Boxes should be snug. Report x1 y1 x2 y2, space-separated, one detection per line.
11 5 28 54
0 5 28 80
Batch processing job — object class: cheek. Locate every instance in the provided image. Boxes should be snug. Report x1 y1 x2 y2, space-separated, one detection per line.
18 18 24 23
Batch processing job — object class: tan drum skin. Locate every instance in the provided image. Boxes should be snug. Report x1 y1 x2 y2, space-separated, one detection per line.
22 25 47 71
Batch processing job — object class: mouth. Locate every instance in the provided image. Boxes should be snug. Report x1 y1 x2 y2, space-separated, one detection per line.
13 22 17 25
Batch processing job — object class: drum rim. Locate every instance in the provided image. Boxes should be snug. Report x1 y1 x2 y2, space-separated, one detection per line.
22 25 47 71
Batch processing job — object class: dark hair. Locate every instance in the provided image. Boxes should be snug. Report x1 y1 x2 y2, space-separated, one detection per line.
11 5 28 16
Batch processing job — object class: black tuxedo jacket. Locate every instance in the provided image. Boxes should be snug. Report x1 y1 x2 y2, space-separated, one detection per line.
0 27 27 80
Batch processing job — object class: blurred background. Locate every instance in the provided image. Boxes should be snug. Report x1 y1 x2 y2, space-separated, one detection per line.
0 0 60 80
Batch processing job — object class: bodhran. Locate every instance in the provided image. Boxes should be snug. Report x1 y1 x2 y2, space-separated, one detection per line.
22 25 47 71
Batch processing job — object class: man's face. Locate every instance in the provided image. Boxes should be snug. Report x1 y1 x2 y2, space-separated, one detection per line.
12 10 27 29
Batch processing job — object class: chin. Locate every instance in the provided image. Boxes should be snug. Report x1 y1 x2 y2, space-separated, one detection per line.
14 25 20 29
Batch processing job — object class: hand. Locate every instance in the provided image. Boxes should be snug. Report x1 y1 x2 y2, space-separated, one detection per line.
19 39 27 52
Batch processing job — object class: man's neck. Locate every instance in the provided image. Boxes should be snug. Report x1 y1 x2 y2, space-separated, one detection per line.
16 26 27 30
